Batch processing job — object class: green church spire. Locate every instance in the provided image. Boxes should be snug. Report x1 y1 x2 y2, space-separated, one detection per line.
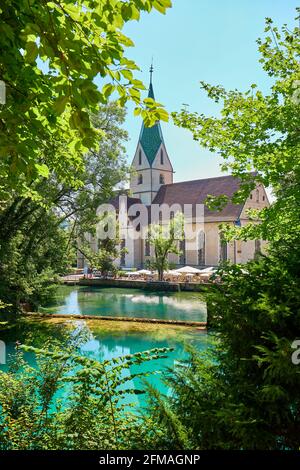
138 63 164 166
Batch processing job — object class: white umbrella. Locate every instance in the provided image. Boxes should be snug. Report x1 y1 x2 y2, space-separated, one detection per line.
128 269 152 276
175 266 202 274
186 273 194 279
199 267 215 274
167 270 182 277
136 269 152 275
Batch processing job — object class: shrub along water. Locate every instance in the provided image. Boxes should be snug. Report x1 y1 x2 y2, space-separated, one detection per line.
0 326 172 450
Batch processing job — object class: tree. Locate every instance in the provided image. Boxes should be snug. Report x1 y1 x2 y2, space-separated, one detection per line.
0 0 170 202
145 11 300 450
0 327 171 450
147 213 183 281
0 103 130 316
172 10 300 246
0 211 72 318
0 1 172 316
78 215 128 278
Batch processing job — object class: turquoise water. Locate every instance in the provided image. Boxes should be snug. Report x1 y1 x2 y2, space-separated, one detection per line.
39 286 207 322
0 319 209 406
0 287 208 406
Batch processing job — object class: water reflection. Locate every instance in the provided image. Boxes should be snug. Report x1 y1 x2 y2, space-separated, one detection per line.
0 320 209 407
42 286 207 322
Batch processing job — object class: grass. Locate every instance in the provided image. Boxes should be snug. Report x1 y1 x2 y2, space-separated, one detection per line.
22 316 206 341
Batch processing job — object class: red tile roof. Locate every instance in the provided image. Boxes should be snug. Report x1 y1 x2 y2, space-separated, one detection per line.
152 174 246 220
110 194 142 210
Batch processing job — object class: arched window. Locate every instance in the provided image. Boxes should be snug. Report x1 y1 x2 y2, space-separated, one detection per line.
255 239 261 255
256 189 259 202
198 231 205 266
120 239 126 266
158 211 162 225
219 233 227 262
179 239 186 265
138 149 142 165
160 149 164 164
138 174 143 185
145 240 150 256
159 174 165 184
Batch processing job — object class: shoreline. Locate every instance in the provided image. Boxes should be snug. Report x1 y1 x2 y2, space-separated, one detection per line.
24 312 207 329
61 277 213 292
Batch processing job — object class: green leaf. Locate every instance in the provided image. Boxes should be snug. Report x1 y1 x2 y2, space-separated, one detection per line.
102 83 115 99
35 163 49 178
25 41 38 63
121 69 133 81
53 96 69 115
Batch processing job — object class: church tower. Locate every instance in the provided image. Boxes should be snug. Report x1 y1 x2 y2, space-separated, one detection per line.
130 65 174 205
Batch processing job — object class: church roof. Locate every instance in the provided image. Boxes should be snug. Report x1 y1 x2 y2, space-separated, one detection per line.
138 81 164 166
109 194 142 211
152 174 247 220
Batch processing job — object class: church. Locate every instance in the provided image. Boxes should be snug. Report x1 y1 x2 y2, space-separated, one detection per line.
78 73 269 270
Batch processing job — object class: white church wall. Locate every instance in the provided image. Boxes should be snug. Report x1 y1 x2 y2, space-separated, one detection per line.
151 143 173 171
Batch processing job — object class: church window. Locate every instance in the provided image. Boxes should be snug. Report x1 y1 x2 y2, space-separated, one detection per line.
138 149 142 165
255 239 261 255
198 231 205 266
160 149 164 164
262 195 265 201
159 211 162 225
145 240 150 256
138 174 143 185
219 234 227 262
170 211 174 220
120 239 126 266
256 189 259 202
179 239 186 265
250 194 253 200
159 174 165 184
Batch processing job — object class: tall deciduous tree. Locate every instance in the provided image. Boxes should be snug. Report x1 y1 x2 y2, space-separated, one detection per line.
172 10 300 246
0 103 130 315
145 11 300 450
147 213 183 281
0 0 170 201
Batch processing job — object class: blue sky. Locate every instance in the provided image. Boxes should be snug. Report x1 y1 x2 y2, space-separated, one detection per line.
122 0 298 182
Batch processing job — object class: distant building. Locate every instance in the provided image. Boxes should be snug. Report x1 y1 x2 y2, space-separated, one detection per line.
78 72 269 270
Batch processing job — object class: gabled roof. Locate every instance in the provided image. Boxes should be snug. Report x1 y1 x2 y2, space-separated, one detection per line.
138 82 164 166
152 174 246 220
109 194 142 211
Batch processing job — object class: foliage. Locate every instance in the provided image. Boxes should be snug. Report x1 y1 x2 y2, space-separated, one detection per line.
0 0 170 203
144 11 300 450
0 214 71 318
146 251 300 449
172 11 300 244
0 103 129 316
0 326 172 450
147 212 183 281
78 224 127 277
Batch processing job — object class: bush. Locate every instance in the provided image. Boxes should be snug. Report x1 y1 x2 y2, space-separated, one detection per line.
146 250 300 449
0 327 172 450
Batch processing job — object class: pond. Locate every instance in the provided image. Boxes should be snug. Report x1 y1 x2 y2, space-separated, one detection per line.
39 285 207 323
0 318 210 407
